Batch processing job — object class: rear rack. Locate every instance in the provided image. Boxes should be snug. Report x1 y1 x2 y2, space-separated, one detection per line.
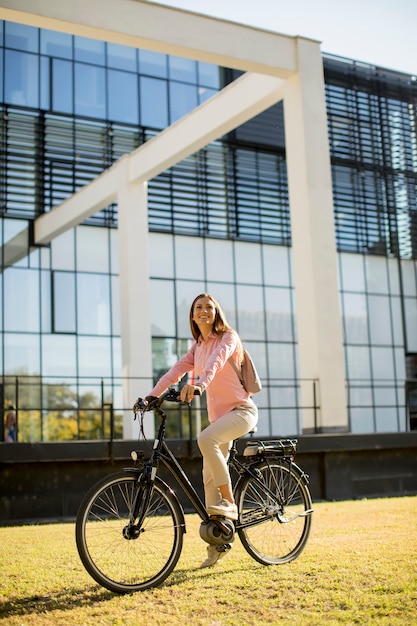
243 439 297 458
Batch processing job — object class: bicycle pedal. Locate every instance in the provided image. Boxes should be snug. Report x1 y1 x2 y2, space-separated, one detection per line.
217 543 232 553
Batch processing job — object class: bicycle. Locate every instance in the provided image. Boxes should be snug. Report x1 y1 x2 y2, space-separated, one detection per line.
76 388 313 593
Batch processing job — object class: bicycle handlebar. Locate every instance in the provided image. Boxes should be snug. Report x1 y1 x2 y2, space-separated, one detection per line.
133 387 201 416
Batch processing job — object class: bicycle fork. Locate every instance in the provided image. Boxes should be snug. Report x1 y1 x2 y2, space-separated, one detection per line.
123 464 156 539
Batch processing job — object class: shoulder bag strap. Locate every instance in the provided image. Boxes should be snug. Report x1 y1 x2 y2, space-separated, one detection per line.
228 356 243 383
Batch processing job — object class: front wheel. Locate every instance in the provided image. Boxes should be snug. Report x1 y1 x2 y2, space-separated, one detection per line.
75 471 185 593
235 461 313 565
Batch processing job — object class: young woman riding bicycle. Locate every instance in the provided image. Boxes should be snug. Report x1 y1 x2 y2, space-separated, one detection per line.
145 293 258 567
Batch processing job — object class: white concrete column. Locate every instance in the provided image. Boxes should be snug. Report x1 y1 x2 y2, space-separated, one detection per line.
117 158 154 439
283 38 348 432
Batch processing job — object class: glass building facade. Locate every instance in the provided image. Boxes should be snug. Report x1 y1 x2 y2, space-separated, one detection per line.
1 20 416 441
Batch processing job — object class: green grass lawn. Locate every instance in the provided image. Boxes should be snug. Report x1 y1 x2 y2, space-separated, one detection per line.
0 496 416 625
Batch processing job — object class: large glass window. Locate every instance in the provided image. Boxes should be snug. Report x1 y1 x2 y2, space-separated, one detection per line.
140 76 168 128
5 50 39 107
74 62 106 118
342 292 369 344
40 29 72 59
74 36 105 65
236 285 265 340
0 49 3 101
76 227 109 273
265 287 294 342
368 295 392 345
205 239 234 283
53 271 76 333
4 333 40 375
42 334 77 377
111 275 120 335
234 242 263 284
77 274 110 335
169 81 197 123
139 49 167 78
152 337 181 382
107 69 138 124
77 336 111 377
404 298 417 351
51 230 75 271
150 279 176 336
5 22 38 52
176 280 204 338
197 61 220 88
346 345 371 380
4 268 40 332
206 282 237 328
168 56 197 83
174 236 205 280
40 55 50 110
52 59 73 113
149 233 175 278
107 42 137 71
262 245 291 287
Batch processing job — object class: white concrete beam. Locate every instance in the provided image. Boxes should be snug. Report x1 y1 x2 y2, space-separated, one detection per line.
129 72 285 184
1 227 30 268
34 72 285 245
283 38 348 431
116 160 154 438
35 157 122 245
0 0 302 77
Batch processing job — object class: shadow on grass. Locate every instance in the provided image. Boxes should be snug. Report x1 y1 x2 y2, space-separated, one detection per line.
0 560 261 620
0 586 115 619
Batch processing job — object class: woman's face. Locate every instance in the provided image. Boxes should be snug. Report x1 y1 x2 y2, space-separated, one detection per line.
192 296 216 329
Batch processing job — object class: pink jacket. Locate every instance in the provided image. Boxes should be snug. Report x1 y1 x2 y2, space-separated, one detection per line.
149 330 253 422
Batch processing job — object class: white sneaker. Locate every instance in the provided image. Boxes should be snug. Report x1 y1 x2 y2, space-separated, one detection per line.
206 498 238 520
200 544 232 568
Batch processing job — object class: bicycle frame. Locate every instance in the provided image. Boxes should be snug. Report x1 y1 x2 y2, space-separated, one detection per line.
133 393 307 530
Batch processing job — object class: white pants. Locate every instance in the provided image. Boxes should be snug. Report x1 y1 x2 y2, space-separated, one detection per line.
197 403 258 508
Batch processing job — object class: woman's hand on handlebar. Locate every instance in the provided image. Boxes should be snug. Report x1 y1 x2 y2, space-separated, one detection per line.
180 384 201 403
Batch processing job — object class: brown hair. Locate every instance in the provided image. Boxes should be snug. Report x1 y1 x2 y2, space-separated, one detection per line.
189 293 232 341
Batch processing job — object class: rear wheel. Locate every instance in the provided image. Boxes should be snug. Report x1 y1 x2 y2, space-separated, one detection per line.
76 472 184 593
236 461 312 565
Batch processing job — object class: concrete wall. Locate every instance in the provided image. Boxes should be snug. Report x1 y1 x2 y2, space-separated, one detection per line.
1 433 416 524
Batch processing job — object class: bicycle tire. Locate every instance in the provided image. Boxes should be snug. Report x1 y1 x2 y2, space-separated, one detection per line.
235 460 312 565
75 471 185 593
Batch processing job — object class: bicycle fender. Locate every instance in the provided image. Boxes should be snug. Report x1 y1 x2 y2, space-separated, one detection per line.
233 458 310 496
289 462 310 486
